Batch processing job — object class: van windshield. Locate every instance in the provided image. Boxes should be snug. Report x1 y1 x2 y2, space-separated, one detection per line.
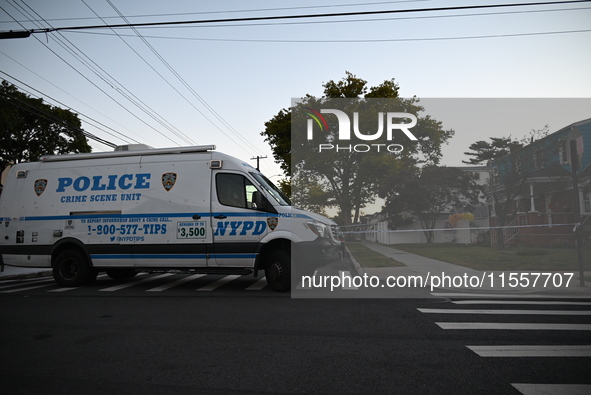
250 172 291 206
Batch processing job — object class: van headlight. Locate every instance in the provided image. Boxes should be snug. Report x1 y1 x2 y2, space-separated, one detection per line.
305 221 330 239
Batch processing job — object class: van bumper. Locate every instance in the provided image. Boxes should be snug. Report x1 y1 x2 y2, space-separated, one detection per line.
293 238 343 268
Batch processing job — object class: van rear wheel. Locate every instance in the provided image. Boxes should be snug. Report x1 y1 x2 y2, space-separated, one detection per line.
265 250 291 292
52 249 97 287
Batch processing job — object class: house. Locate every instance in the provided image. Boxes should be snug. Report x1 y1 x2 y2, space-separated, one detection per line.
488 118 591 247
360 166 489 245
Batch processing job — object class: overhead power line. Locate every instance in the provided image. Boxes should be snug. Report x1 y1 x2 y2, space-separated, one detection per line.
3 1 192 147
7 1 589 34
102 0 266 158
76 28 591 43
0 1 430 25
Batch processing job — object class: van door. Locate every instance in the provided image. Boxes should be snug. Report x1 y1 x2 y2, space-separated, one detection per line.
211 172 270 267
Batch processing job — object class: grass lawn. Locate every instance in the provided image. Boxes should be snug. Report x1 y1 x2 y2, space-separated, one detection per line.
389 243 587 271
346 242 405 268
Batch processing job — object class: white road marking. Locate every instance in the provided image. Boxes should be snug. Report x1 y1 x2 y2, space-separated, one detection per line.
146 274 206 292
339 271 359 290
436 322 591 330
245 276 268 291
196 275 240 291
99 273 175 291
419 308 591 315
0 277 53 290
1 281 55 293
432 292 591 299
468 345 591 357
512 383 591 395
453 300 591 306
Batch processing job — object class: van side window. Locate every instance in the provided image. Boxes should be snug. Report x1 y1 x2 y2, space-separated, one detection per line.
216 173 258 209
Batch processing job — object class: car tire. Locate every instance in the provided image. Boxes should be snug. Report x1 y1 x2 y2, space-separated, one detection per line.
265 250 291 292
52 249 97 287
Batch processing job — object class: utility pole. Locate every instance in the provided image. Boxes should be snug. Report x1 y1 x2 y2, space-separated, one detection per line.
570 139 585 287
250 155 267 171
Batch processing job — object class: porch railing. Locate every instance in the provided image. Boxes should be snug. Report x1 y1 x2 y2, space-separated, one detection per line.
490 217 520 246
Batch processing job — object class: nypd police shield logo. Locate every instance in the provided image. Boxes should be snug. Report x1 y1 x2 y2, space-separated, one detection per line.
162 173 177 192
34 179 47 196
267 217 278 231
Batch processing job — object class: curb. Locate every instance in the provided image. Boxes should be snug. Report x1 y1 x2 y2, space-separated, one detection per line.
345 246 365 276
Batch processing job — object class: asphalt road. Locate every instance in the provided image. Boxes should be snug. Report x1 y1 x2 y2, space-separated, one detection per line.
1 272 590 394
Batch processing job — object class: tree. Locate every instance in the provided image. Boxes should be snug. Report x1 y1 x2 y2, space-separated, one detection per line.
462 137 522 165
262 72 454 225
462 126 549 165
0 80 91 173
262 108 291 176
380 166 479 243
463 126 555 249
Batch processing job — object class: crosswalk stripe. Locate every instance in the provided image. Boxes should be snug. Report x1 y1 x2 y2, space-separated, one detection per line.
146 274 206 292
0 277 54 290
432 292 591 299
436 322 591 330
1 281 55 293
47 287 78 293
453 300 591 306
48 274 109 292
419 308 591 316
468 345 591 357
339 270 358 290
245 276 268 291
196 275 241 291
99 273 175 291
512 383 591 395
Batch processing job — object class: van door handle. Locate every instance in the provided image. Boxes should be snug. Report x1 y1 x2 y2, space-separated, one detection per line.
214 215 227 219
192 214 201 220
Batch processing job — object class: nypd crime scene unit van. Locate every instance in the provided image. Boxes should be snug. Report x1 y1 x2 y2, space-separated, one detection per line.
0 145 342 292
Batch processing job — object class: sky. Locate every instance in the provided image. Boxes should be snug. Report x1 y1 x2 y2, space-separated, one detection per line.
1 0 590 179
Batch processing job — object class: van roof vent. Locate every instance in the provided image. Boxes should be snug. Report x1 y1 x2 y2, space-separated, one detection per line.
114 144 153 151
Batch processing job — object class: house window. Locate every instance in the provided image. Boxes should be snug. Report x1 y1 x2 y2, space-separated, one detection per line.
492 167 499 185
514 156 522 174
559 140 568 165
582 190 591 214
533 148 544 170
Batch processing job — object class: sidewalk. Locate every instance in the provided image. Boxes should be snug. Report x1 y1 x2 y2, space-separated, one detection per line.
0 264 52 281
351 240 591 294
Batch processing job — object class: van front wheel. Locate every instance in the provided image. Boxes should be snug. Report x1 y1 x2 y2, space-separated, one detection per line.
265 250 291 292
52 250 97 287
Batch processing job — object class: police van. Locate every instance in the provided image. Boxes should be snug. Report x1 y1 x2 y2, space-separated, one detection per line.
0 145 342 292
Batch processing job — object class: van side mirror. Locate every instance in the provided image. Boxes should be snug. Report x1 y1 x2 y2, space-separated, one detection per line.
252 191 263 210
251 191 277 214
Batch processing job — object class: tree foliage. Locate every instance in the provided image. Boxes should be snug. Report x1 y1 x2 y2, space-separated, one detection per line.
463 125 552 248
462 137 522 165
462 126 549 165
0 80 91 173
262 72 454 225
381 166 479 243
